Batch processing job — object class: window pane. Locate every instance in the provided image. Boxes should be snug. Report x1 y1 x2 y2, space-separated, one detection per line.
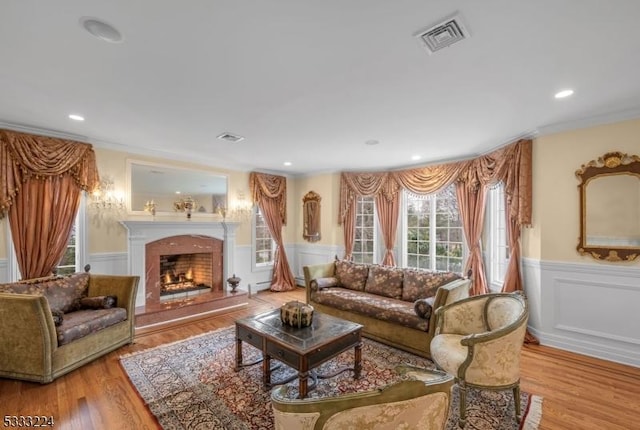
255 208 275 266
403 185 465 274
353 197 375 263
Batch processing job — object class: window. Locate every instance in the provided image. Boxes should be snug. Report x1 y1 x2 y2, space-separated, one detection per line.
56 223 77 275
487 183 509 291
352 196 376 264
403 185 465 273
254 206 275 267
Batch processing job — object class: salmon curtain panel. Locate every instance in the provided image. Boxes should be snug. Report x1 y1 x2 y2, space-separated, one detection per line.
249 172 296 292
339 139 533 297
0 129 100 279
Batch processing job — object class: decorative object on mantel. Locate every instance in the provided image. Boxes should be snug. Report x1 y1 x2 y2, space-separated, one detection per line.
576 151 640 262
144 200 156 217
280 300 314 328
226 273 241 293
174 195 197 219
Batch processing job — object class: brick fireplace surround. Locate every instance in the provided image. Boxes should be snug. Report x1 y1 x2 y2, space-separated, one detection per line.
120 220 247 328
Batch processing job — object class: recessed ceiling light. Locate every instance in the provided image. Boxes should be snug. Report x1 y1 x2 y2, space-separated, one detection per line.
411 155 422 161
80 17 123 43
365 140 380 146
283 161 292 166
175 191 181 194
68 114 85 121
554 89 574 99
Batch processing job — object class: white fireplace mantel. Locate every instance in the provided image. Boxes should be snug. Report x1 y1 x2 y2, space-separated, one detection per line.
120 220 239 307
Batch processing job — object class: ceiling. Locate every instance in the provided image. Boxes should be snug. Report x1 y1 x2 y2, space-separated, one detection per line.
2 1 640 176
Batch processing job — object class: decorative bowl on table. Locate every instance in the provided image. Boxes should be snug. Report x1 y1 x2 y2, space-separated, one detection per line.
280 301 314 328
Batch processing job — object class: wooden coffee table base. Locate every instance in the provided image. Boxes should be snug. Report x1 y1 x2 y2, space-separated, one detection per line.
235 310 363 399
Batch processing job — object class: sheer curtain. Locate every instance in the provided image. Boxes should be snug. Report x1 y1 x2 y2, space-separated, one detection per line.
250 172 296 292
0 129 99 279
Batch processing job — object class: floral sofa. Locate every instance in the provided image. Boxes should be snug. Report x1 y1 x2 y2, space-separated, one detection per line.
303 260 471 358
0 270 139 383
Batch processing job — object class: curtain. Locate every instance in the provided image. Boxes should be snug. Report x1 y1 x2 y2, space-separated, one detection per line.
338 139 532 295
249 172 296 292
0 129 99 279
455 181 488 295
341 197 356 260
9 176 82 278
375 184 400 266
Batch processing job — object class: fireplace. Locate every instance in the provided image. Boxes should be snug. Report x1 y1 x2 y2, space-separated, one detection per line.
120 220 246 328
145 234 223 306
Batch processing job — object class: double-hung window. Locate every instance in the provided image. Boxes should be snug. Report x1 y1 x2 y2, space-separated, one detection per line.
352 196 376 264
402 185 465 273
486 183 509 291
253 206 275 268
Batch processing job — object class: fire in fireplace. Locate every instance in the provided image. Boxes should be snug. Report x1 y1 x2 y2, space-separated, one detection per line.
159 252 212 300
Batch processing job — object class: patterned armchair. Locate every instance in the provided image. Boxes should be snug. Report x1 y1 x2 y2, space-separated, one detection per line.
271 365 454 430
430 291 529 428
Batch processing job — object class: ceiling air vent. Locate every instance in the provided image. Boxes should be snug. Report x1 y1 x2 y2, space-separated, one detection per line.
415 13 469 54
217 132 244 143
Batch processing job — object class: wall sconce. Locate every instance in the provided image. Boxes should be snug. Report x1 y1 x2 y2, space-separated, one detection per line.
218 191 253 221
90 177 125 212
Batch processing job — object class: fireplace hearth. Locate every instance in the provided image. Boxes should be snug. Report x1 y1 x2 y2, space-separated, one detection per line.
120 220 248 329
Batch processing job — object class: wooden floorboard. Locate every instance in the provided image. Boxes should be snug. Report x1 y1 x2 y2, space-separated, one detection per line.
1 287 639 430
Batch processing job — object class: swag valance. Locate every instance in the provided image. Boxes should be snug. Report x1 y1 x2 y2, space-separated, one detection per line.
0 129 100 217
339 139 532 227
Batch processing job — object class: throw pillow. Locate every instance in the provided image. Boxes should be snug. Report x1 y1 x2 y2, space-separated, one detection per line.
51 310 64 327
41 272 90 313
79 295 117 309
414 297 435 319
401 268 462 302
335 260 369 291
310 277 338 291
363 265 404 299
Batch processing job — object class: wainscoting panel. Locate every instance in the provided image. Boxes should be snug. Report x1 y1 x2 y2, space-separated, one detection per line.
294 244 342 285
88 252 128 275
523 258 640 367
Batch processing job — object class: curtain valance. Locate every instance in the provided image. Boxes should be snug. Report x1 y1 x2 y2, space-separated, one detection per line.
339 139 532 227
0 129 100 217
249 172 287 223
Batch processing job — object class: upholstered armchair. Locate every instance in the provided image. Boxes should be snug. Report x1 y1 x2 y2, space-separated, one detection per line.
430 291 529 428
271 365 454 430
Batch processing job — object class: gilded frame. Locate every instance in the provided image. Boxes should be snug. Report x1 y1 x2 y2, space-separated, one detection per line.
576 151 640 262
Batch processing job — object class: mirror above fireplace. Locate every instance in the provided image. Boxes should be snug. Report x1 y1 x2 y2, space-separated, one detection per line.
127 160 228 216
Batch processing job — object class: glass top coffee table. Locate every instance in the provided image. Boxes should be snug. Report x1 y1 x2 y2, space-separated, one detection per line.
235 309 363 398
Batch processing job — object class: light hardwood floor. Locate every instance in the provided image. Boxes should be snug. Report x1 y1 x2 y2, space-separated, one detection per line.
1 287 639 430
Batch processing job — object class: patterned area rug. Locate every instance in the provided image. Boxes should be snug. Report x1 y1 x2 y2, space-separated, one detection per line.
120 326 542 430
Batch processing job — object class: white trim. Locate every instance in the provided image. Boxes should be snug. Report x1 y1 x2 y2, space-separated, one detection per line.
522 257 640 368
252 206 276 271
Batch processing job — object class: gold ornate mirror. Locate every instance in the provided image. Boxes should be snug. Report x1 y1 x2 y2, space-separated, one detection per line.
576 152 640 261
303 191 321 242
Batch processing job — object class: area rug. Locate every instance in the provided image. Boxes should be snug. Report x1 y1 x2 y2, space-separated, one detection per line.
120 326 542 430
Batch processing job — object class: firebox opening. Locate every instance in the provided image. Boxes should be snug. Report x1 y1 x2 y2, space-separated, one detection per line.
159 252 213 301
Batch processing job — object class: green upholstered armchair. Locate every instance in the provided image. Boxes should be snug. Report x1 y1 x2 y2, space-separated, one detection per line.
430 291 529 428
0 274 139 383
271 365 454 430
